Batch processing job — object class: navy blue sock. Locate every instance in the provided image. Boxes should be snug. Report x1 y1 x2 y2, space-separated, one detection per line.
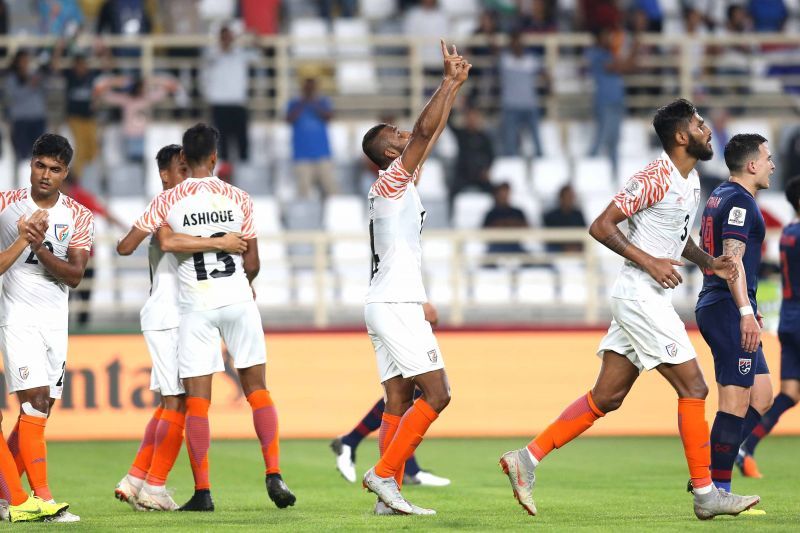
710 411 744 492
404 455 421 476
740 406 762 445
742 393 797 455
341 398 385 450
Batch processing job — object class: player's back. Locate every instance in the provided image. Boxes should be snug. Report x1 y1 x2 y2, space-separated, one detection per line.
610 153 701 301
365 158 427 304
697 181 765 310
779 221 800 332
136 176 256 313
0 188 94 329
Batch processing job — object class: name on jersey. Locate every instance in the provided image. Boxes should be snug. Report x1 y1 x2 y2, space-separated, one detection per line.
706 196 722 209
183 210 235 226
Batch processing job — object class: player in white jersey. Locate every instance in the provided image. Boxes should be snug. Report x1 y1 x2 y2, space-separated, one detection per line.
113 145 247 512
0 134 94 522
359 41 470 516
133 124 295 511
499 99 760 520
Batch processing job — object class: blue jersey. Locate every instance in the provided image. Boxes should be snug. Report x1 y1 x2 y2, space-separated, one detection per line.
696 181 765 311
779 221 800 333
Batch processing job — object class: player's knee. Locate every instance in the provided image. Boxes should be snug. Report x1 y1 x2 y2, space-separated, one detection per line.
593 391 625 413
754 395 774 415
425 390 451 413
683 381 709 400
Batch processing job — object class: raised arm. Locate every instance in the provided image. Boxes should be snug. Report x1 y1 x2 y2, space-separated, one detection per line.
723 238 760 353
400 40 471 175
156 225 247 255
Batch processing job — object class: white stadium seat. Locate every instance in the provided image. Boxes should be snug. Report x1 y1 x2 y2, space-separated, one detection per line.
328 121 352 162
567 120 595 158
332 18 371 58
471 268 513 304
539 120 565 159
144 123 184 197
416 158 447 200
336 60 379 94
453 192 493 229
516 268 557 304
619 120 650 158
531 157 570 204
290 18 330 59
359 0 397 20
574 157 614 196
324 195 369 275
440 0 480 16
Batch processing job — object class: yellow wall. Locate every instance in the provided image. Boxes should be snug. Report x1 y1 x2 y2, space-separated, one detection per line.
6 331 798 440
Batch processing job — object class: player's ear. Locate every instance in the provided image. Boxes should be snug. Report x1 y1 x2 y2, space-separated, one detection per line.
674 128 689 147
384 146 400 160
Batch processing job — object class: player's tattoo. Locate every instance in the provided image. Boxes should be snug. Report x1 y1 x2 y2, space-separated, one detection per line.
722 238 746 258
681 236 712 270
601 228 630 255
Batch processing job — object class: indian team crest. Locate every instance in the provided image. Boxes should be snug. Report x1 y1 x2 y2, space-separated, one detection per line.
55 223 70 242
18 367 28 380
665 343 678 358
738 358 752 375
427 349 438 363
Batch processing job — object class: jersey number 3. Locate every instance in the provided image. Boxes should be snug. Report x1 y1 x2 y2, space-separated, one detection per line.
193 232 235 281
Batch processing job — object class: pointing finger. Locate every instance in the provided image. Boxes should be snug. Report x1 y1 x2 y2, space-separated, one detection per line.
440 39 448 57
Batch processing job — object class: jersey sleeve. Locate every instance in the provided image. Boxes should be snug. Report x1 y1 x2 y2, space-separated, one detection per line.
0 189 26 214
134 192 169 233
240 194 256 240
720 194 756 243
370 158 415 200
69 207 95 251
612 160 671 217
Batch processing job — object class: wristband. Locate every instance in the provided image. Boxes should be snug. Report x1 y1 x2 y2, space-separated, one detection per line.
739 305 754 317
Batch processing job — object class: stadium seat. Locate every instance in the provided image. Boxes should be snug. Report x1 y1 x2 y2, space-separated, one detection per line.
728 119 773 140
516 268 557 304
295 269 334 305
234 164 271 195
490 157 530 192
452 192 493 229
574 157 614 196
359 0 397 20
416 158 447 200
324 195 369 278
619 120 650 158
109 165 145 198
433 125 458 160
566 121 595 158
329 121 352 162
539 120 565 159
332 17 371 58
336 60 379 94
145 123 184 197
554 259 588 304
290 18 330 59
268 122 293 161
440 0 480 16
471 268 513 304
531 157 570 204
249 123 271 167
451 15 478 37
250 196 291 306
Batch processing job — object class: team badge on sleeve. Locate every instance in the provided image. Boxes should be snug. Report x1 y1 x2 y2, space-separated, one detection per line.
728 208 746 227
55 224 70 242
738 358 752 375
624 178 642 198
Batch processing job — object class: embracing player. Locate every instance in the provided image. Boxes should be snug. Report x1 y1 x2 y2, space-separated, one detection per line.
695 134 775 498
114 145 247 511
133 124 295 511
0 134 93 523
738 176 800 473
359 41 469 516
498 99 760 520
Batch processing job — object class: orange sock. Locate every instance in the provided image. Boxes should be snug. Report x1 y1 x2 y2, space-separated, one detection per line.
18 414 50 500
185 397 211 490
678 398 712 489
378 412 406 488
129 407 163 480
7 420 25 475
145 409 185 486
0 433 28 505
527 391 605 462
374 399 438 479
247 390 281 475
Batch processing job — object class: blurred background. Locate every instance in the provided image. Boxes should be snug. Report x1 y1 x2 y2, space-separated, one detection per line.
1 0 798 331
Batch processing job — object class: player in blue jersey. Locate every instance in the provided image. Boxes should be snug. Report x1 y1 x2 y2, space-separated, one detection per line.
695 133 775 496
737 176 800 476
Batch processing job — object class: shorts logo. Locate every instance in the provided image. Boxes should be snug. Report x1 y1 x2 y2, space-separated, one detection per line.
18 367 28 380
427 350 438 364
55 224 70 242
665 343 678 358
739 358 752 375
728 207 746 227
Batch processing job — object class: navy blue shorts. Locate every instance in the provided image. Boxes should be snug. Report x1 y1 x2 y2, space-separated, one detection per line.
779 329 800 381
696 299 769 387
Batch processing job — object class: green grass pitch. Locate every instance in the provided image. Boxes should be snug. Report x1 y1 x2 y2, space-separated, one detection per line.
26 436 799 531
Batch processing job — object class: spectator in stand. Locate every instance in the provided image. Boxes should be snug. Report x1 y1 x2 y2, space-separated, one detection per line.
482 182 529 256
38 0 84 36
748 0 788 32
542 184 586 252
202 25 259 178
632 0 663 32
709 5 752 108
586 27 639 177
5 50 49 161
287 77 336 199
449 106 495 201
469 9 500 107
519 0 557 34
320 0 357 19
97 75 179 162
60 174 126 327
403 0 449 77
499 31 545 157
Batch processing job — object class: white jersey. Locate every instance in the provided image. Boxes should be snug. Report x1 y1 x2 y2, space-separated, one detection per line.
134 176 256 313
139 235 180 331
0 188 94 328
365 158 427 304
611 151 702 301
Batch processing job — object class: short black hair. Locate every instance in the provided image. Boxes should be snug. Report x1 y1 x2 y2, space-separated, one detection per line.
362 123 391 168
32 133 73 165
182 123 219 167
724 133 768 173
156 144 183 170
786 176 800 212
652 98 697 150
